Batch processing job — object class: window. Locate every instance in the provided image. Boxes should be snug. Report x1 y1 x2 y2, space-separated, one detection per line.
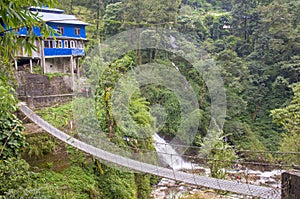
64 40 69 48
44 40 57 48
70 41 75 48
75 27 80 35
58 26 64 34
78 41 82 49
52 40 56 48
56 40 62 48
44 40 50 48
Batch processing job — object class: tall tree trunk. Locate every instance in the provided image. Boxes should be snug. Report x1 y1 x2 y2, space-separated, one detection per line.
104 88 115 138
96 0 103 40
137 34 142 65
244 17 247 41
252 101 260 121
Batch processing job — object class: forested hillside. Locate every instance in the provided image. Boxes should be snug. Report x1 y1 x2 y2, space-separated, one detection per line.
58 0 300 152
1 0 299 198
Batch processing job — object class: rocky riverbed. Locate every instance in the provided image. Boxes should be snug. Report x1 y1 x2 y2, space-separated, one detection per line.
151 166 283 199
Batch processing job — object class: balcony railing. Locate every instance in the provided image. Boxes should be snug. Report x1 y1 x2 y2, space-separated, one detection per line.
44 48 84 57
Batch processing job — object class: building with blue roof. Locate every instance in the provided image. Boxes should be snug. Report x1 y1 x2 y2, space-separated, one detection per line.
5 7 88 76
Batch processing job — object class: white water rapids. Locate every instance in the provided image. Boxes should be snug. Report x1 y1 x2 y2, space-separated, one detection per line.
152 133 283 199
153 133 193 170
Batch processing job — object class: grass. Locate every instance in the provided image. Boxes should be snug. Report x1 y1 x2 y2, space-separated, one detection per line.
36 102 73 130
45 72 69 80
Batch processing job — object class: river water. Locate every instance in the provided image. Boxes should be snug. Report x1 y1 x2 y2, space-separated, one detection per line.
151 133 283 198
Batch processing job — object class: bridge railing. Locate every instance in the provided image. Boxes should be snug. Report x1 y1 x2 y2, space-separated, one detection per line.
18 102 281 199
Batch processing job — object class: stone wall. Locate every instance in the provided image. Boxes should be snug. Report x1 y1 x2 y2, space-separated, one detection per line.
15 71 74 107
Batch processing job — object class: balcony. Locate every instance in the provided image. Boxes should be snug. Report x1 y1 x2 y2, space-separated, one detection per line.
44 48 85 57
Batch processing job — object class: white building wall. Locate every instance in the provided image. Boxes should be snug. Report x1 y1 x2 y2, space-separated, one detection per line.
45 57 79 74
15 40 41 58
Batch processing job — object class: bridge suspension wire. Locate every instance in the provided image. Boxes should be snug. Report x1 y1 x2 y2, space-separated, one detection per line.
20 119 294 169
73 138 297 169
18 103 280 199
144 140 300 155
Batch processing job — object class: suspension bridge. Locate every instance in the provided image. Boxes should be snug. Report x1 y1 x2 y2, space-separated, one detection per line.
18 103 280 199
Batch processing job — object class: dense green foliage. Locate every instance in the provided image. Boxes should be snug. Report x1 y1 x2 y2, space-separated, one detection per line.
0 62 26 159
0 158 53 198
95 163 137 199
64 0 300 153
90 54 155 198
271 83 300 164
34 95 155 198
73 0 300 183
1 0 300 198
37 103 73 130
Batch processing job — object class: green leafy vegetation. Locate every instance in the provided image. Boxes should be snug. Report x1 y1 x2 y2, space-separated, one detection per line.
37 103 73 130
45 72 69 80
0 61 26 159
207 136 237 179
271 83 300 164
25 134 57 158
0 157 53 198
1 0 300 198
37 165 102 198
24 100 153 198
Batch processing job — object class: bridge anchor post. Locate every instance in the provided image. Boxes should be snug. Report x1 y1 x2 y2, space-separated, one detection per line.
26 95 35 109
282 170 300 199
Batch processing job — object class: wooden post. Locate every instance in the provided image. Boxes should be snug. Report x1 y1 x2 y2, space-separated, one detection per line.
26 95 35 109
71 55 75 91
41 40 46 74
282 171 300 199
29 58 33 73
77 58 80 79
14 59 18 71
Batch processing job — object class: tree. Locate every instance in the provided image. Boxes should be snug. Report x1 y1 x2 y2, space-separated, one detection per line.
101 2 124 37
271 83 300 164
123 0 181 28
208 137 237 179
231 0 259 56
250 1 294 64
0 0 56 59
82 53 156 198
